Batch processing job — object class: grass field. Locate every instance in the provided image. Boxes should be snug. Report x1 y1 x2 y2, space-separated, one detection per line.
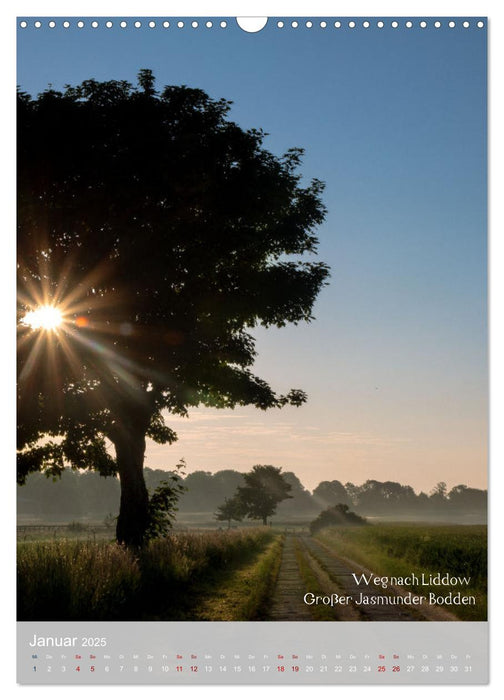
17 522 488 622
17 528 280 621
315 523 487 621
17 523 114 542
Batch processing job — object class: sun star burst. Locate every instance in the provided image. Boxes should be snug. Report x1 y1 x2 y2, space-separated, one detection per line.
22 305 63 331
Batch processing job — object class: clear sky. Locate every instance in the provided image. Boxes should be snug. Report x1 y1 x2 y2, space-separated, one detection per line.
16 16 487 493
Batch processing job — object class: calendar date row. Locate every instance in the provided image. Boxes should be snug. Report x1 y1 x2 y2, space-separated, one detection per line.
33 663 474 674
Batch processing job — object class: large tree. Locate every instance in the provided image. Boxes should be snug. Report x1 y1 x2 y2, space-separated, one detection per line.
17 70 329 547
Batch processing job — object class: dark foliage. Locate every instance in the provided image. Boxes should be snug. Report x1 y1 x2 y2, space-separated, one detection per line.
145 461 186 541
17 70 329 546
215 495 245 528
309 503 367 534
312 479 351 508
236 465 293 525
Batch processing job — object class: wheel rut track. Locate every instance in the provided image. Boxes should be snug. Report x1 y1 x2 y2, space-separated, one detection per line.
266 534 426 621
300 536 423 621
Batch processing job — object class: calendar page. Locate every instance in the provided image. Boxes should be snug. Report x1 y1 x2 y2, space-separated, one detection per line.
16 4 488 686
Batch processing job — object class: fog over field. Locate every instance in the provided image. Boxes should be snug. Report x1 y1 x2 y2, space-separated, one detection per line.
17 467 487 527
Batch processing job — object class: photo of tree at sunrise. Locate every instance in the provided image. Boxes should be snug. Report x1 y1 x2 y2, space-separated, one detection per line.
17 18 487 623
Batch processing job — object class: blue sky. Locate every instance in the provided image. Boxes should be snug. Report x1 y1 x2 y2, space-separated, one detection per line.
16 17 487 492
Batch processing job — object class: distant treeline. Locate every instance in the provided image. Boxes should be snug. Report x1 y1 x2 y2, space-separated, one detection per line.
17 467 487 522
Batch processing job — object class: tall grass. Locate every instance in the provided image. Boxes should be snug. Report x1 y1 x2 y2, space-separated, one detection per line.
191 535 283 621
18 540 141 620
17 528 275 621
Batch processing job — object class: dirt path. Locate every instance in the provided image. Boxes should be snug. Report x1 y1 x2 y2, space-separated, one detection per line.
266 533 432 621
300 536 421 621
303 536 457 622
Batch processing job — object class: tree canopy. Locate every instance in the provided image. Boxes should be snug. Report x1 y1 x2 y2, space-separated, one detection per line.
18 467 488 524
236 465 293 525
17 70 329 546
215 495 245 529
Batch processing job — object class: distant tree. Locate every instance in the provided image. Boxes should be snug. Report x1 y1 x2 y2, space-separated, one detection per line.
215 495 244 529
352 479 418 514
276 471 317 516
17 470 85 520
429 481 448 507
344 482 359 506
448 484 487 512
310 503 367 534
416 491 430 512
80 470 120 516
211 470 246 498
179 471 214 511
181 469 245 512
17 70 329 547
237 465 292 525
144 467 181 492
312 480 351 508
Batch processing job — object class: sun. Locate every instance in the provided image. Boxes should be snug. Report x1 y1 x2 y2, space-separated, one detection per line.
21 305 64 331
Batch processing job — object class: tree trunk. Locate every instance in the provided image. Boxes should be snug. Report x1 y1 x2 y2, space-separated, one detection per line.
262 515 267 526
113 427 150 547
